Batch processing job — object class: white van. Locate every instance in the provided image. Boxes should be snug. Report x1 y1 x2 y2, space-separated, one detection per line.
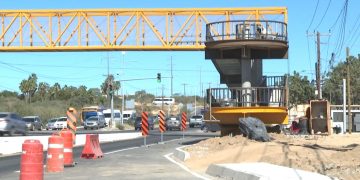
122 110 135 121
102 109 121 126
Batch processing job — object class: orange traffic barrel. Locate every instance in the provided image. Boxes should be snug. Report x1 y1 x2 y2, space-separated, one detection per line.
46 134 64 172
20 139 43 180
60 129 74 167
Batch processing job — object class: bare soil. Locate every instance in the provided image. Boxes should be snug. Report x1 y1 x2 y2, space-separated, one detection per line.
184 133 360 180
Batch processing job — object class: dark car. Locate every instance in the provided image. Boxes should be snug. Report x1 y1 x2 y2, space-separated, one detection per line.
166 115 181 131
134 116 154 131
0 112 27 136
22 116 42 131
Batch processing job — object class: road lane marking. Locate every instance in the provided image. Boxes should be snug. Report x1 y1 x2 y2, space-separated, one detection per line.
104 146 139 154
104 138 183 155
164 153 210 180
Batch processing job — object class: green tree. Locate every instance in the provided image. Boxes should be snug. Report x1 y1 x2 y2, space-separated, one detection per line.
101 75 114 95
19 73 38 103
288 71 316 108
49 83 61 100
38 82 49 102
323 56 360 105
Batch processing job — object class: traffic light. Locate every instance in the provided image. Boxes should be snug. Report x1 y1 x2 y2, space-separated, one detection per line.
157 73 161 83
108 83 113 95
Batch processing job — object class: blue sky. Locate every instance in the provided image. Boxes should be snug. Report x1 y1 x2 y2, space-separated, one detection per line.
0 0 359 97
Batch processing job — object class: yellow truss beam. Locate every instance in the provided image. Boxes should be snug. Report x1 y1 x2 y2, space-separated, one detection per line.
0 7 287 52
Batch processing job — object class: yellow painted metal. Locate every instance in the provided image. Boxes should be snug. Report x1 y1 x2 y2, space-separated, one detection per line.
204 107 288 125
0 7 287 51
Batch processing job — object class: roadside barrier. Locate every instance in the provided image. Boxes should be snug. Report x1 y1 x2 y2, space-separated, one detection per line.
20 139 43 180
181 112 187 131
46 134 64 172
80 134 103 159
159 110 166 133
60 129 74 167
141 112 149 136
66 107 77 144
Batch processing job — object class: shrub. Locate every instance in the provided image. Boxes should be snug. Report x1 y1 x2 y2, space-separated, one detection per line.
116 122 125 130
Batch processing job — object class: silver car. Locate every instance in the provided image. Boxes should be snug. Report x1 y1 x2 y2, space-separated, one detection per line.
84 116 105 130
189 115 203 128
166 116 181 131
46 118 58 130
23 116 42 131
0 112 27 136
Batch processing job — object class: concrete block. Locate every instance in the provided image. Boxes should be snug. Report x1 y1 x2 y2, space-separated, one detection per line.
173 146 190 161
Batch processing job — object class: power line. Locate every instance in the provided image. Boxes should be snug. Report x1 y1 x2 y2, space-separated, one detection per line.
307 0 320 31
0 61 104 81
314 0 332 30
332 0 348 58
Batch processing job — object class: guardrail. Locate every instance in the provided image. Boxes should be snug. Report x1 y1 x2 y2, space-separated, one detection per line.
207 87 286 107
206 20 287 43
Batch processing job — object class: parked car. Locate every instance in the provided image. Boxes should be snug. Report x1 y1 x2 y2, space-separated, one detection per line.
84 116 106 130
46 118 58 130
166 115 181 131
189 115 203 128
134 116 154 131
0 112 27 136
53 117 67 130
22 116 42 131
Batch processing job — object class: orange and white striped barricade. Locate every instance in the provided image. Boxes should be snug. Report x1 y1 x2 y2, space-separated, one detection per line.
60 129 74 167
20 139 43 180
181 112 187 139
46 134 64 172
158 110 166 142
141 112 149 146
66 107 77 145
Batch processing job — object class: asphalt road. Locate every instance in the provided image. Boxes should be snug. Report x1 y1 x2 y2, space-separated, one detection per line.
0 128 218 179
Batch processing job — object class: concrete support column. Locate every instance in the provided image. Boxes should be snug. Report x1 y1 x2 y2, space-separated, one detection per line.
240 59 263 86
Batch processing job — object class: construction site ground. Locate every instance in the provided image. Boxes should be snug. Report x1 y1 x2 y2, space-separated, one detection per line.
184 133 360 180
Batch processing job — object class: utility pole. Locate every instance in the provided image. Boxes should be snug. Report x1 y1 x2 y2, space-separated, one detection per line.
346 47 351 133
316 31 322 99
161 85 164 113
170 56 173 97
182 83 187 96
121 88 125 125
120 51 126 125
343 79 346 133
307 31 330 99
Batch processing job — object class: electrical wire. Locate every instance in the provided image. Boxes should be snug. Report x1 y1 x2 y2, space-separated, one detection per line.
314 0 332 30
307 0 320 31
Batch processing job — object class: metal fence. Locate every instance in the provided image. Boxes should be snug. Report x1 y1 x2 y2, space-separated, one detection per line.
206 20 287 42
207 87 286 107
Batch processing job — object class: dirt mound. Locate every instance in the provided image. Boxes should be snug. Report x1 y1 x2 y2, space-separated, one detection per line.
184 134 360 180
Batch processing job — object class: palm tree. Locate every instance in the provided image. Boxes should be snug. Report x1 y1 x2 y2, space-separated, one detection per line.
49 83 61 100
19 79 30 103
28 73 38 103
38 82 49 102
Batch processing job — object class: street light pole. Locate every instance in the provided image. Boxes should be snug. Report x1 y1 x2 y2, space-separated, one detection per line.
120 51 126 125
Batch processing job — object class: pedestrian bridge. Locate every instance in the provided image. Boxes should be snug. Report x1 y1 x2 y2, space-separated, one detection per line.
0 7 287 51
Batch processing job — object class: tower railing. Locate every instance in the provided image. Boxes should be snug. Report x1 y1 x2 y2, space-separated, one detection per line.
206 20 288 43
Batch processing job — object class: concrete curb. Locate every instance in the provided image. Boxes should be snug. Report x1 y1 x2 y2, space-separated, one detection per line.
206 164 259 180
173 145 190 161
206 163 337 180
